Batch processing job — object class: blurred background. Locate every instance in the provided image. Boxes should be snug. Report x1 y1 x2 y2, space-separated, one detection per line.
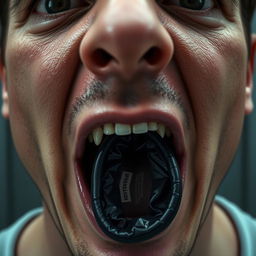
1 16 256 230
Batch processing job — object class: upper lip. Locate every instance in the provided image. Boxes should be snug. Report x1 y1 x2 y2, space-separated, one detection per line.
73 107 186 173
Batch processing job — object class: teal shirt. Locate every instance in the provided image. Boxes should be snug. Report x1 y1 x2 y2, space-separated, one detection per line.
0 197 256 255
215 196 256 256
0 208 42 256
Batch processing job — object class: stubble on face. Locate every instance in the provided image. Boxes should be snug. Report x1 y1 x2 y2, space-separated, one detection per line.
72 238 190 256
68 74 188 136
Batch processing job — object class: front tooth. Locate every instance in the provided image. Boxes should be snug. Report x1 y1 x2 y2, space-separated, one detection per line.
92 127 103 146
115 123 131 135
157 123 165 138
103 123 114 135
148 122 158 131
133 122 148 134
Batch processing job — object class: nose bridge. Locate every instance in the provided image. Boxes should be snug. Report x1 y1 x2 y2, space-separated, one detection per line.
100 0 156 52
101 0 157 29
80 0 173 79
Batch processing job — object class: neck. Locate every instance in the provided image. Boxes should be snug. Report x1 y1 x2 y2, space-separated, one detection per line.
17 205 71 256
191 203 239 256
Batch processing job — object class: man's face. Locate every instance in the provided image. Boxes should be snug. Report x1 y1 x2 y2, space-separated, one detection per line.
1 0 254 255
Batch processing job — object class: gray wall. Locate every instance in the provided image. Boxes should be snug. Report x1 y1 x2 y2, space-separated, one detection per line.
0 120 41 229
1 16 256 230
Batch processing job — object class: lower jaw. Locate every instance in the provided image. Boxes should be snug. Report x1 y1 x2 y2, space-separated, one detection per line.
92 235 177 256
75 132 183 245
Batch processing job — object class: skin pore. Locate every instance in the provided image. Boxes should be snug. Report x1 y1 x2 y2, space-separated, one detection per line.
1 0 256 255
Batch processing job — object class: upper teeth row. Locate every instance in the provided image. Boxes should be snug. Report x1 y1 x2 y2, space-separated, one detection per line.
88 122 171 146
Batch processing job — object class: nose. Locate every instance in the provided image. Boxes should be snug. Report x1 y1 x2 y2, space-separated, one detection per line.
80 0 174 80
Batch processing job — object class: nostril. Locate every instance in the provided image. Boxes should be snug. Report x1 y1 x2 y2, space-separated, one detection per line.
91 49 114 68
142 47 163 66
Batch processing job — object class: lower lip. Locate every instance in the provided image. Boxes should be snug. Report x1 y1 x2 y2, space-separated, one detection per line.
74 162 110 240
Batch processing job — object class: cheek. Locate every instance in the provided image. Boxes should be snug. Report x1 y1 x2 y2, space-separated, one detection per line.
212 39 247 185
5 41 47 186
174 27 247 133
4 34 79 184
207 29 248 154
171 25 248 188
200 34 247 154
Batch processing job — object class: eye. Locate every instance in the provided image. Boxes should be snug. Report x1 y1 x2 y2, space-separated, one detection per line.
158 0 214 11
36 0 93 14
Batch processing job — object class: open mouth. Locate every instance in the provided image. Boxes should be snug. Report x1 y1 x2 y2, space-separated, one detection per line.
75 117 184 244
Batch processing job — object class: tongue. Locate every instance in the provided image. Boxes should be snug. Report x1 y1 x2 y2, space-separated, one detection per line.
91 132 182 243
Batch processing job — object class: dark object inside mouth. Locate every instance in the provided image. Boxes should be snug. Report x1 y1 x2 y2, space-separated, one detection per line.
81 132 182 243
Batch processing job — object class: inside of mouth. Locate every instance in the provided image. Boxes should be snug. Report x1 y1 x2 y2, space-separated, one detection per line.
83 139 152 217
82 132 173 217
81 132 182 243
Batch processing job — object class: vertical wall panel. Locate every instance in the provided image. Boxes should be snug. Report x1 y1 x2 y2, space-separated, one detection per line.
245 14 256 217
0 95 10 228
245 116 256 217
0 84 41 230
